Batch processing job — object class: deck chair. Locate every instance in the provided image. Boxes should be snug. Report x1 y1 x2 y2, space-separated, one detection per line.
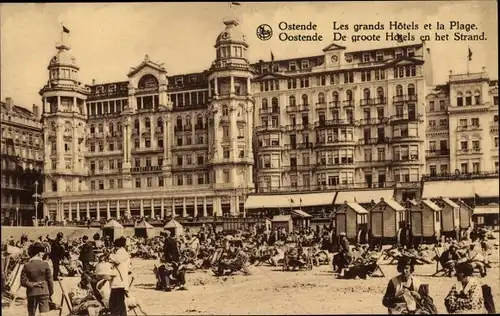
432 246 447 277
371 251 386 277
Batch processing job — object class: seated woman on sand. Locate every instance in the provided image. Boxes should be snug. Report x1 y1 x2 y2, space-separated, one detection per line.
444 262 487 314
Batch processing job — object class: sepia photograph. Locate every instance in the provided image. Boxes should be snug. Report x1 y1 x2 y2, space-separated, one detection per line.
1 1 498 315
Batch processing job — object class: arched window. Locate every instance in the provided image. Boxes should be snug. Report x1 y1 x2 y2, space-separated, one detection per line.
262 98 268 109
346 90 352 101
317 93 325 104
289 96 296 106
196 114 203 127
407 84 415 96
301 94 308 105
157 118 163 128
271 97 279 108
185 115 192 126
377 87 384 99
90 124 95 134
396 85 403 96
222 105 229 116
176 116 182 127
332 91 339 102
457 92 463 106
108 123 114 133
465 91 472 106
363 88 370 100
138 74 158 89
98 123 104 133
134 119 140 130
145 118 151 128
474 90 481 105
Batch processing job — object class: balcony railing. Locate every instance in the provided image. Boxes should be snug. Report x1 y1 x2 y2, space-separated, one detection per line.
195 124 206 130
427 125 449 131
422 171 499 181
286 104 310 113
285 124 311 131
343 100 355 107
425 149 450 157
392 94 418 103
390 113 421 122
359 118 389 125
315 138 356 147
390 135 421 143
358 137 391 145
255 125 285 133
256 181 398 193
328 101 341 109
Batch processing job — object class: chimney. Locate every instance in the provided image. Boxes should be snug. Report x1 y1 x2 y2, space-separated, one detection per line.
92 79 96 85
5 97 13 111
32 104 39 118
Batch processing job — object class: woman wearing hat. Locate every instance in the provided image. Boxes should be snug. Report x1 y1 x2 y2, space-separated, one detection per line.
444 262 487 314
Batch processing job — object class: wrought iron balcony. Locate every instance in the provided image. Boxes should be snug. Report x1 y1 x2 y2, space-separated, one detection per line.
343 100 355 107
392 94 418 103
425 149 450 157
286 104 310 113
328 101 341 109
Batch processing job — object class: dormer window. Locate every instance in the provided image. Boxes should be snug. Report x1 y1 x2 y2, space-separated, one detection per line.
395 49 403 59
189 76 197 83
407 48 415 57
289 61 297 72
96 86 104 94
376 52 384 61
261 65 269 73
175 77 183 85
108 85 116 93
362 53 370 63
301 60 309 70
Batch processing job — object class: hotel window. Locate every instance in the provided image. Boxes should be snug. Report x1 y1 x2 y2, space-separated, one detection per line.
471 118 479 127
344 72 354 83
494 96 499 105
186 175 193 185
261 65 269 73
495 162 499 173
98 142 104 152
465 91 472 105
472 162 480 173
329 73 339 84
440 164 448 174
109 142 114 151
197 155 204 165
474 90 481 104
157 138 163 148
457 92 463 106
186 155 193 166
177 136 183 146
395 49 403 58
145 138 151 148
460 141 468 150
439 100 446 110
407 48 415 57
134 139 140 148
301 60 309 69
223 148 230 159
428 120 436 127
177 176 183 186
90 181 96 190
90 143 95 152
459 119 467 127
118 179 123 188
472 140 480 150
99 180 104 190
109 179 115 189
430 165 437 176
145 157 151 167
429 101 435 111
223 169 230 183
158 176 164 187
362 53 370 62
177 156 183 166
376 52 384 61
299 77 309 88
289 61 297 72
287 79 297 89
146 177 152 187
135 178 141 188
460 162 468 174
374 69 385 80
109 160 115 170
98 160 104 170
117 142 122 150
495 137 499 148
361 71 371 82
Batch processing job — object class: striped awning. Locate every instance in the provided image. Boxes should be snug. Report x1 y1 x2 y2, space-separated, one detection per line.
473 205 499 215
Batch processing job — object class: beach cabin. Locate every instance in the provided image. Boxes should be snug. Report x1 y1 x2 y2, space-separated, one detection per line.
271 215 293 233
369 198 406 245
334 201 369 244
472 204 500 231
433 197 460 238
134 220 155 238
456 199 474 232
164 219 184 237
410 199 442 244
291 209 312 228
102 219 124 241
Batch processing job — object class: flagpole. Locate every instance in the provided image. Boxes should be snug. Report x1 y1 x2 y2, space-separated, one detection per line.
467 46 470 75
60 22 63 45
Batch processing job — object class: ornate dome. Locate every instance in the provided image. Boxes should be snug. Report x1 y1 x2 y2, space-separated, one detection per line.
49 45 78 69
215 20 247 46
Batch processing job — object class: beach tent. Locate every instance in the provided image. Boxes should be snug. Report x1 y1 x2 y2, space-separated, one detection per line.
103 219 124 241
164 219 184 237
134 220 155 238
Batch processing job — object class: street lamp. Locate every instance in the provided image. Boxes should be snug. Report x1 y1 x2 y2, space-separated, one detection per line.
32 180 41 227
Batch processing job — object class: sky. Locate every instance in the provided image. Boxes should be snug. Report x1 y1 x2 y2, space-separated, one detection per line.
1 1 497 110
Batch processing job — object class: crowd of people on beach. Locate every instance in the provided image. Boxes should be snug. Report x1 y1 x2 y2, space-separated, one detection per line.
1 223 497 315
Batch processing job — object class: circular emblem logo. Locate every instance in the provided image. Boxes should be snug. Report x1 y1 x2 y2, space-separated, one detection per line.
331 55 338 62
256 24 273 41
221 32 229 39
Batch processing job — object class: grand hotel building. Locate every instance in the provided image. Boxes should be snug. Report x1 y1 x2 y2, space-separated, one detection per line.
40 18 493 221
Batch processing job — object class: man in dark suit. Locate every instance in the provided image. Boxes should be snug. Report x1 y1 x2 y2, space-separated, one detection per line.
49 232 69 281
79 235 95 273
21 242 54 316
163 230 180 263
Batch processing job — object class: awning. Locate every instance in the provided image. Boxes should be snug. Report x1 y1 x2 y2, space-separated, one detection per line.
245 191 335 209
473 205 499 215
292 209 313 218
335 189 394 205
422 178 499 199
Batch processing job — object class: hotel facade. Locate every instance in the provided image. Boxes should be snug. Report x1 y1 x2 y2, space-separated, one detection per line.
38 18 497 221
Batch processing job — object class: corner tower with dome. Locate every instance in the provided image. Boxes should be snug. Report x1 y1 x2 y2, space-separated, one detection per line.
207 19 257 215
39 34 90 221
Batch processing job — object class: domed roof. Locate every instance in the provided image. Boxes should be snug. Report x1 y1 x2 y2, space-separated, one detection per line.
215 20 247 47
49 45 78 69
